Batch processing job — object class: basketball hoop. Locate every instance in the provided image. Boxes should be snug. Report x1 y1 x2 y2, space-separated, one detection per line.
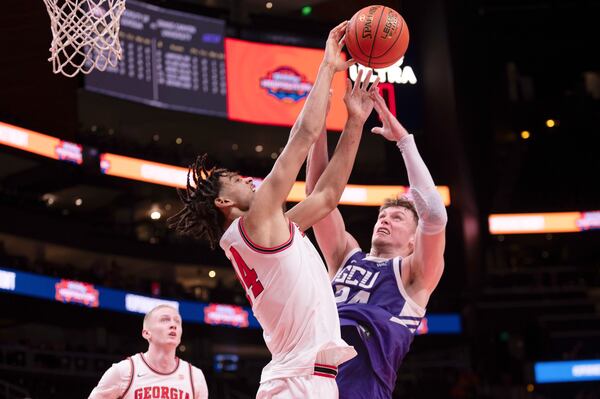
43 0 126 77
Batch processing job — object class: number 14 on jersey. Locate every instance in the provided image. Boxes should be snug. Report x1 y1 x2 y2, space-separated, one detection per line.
229 246 265 306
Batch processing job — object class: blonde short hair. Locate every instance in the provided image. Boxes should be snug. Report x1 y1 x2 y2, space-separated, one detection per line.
143 305 179 329
379 196 419 224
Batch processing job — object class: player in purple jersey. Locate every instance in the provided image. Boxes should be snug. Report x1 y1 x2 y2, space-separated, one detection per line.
306 89 448 398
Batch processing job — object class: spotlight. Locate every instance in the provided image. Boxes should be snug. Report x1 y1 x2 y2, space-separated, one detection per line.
208 270 216 278
42 194 56 206
150 211 162 220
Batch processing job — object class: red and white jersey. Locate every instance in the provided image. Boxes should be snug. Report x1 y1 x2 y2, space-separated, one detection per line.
220 217 356 383
88 353 208 399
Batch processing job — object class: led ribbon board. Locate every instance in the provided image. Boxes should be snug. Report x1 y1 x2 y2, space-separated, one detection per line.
100 153 450 206
535 360 600 383
0 122 82 164
0 121 451 206
1 267 460 333
489 211 600 234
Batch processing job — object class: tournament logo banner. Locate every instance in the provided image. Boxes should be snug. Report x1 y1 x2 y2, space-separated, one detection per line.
204 303 249 328
260 67 312 102
225 38 347 131
55 279 99 308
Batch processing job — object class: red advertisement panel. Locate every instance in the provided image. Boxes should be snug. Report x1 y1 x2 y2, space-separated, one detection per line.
225 38 348 130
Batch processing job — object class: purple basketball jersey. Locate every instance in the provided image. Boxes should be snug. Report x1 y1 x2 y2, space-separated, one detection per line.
333 250 426 398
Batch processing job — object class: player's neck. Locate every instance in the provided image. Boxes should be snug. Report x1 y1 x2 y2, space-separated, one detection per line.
370 245 411 260
144 345 178 373
222 208 247 231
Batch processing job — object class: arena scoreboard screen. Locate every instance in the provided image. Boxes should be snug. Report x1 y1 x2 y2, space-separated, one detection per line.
85 0 226 116
225 38 349 131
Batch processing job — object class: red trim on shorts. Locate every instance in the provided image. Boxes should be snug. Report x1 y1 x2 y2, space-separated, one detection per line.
120 356 135 398
140 353 180 375
238 217 294 254
314 363 338 378
314 371 336 379
314 363 338 371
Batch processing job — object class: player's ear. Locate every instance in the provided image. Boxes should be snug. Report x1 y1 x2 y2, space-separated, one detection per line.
142 328 151 341
214 196 233 209
408 235 415 254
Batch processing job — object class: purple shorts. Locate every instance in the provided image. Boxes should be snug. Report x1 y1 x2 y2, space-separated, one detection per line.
337 325 393 399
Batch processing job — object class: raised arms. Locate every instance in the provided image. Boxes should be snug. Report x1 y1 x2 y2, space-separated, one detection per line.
370 91 447 297
288 71 379 237
243 22 353 247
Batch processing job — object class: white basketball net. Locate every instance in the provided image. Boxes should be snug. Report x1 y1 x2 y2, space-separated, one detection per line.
43 0 126 77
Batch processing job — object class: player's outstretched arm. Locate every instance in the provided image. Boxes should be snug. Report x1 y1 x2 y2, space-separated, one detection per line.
288 70 379 266
245 21 353 233
303 96 359 279
370 91 448 293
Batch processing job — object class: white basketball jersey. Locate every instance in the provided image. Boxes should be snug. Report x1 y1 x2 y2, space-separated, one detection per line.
220 217 356 383
122 353 195 399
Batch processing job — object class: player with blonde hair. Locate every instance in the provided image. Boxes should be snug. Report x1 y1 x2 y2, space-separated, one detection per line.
88 305 208 399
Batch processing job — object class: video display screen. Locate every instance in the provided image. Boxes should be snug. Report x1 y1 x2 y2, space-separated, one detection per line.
85 0 227 116
225 38 348 131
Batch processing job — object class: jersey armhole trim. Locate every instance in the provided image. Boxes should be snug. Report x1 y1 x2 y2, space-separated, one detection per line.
340 248 362 269
331 248 362 281
188 362 195 398
392 258 426 317
120 356 135 399
239 216 294 254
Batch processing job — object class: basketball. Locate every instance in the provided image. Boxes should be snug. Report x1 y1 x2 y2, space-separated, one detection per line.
345 5 409 69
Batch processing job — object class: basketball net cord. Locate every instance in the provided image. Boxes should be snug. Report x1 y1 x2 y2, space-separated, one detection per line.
43 0 126 77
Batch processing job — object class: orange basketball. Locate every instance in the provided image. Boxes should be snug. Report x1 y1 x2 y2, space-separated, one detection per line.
345 5 409 69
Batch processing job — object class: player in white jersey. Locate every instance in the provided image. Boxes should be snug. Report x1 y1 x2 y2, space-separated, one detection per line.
88 305 208 399
168 22 380 398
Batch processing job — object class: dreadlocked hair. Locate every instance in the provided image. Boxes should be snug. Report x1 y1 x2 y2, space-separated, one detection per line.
168 154 228 249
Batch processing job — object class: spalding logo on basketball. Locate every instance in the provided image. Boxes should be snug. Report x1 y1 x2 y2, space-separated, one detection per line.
346 5 409 69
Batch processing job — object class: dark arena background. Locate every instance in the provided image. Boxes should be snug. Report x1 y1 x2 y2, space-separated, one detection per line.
1 0 599 398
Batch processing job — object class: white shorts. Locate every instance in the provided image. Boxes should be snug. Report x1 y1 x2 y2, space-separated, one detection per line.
256 374 338 399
